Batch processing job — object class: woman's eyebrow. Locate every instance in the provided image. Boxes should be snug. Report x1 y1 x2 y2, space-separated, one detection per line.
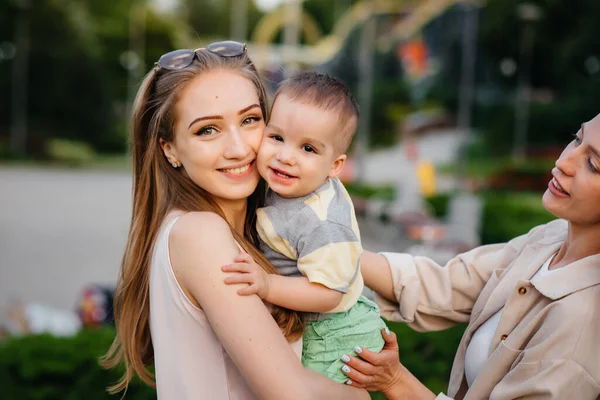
238 104 261 115
187 104 261 129
188 115 223 129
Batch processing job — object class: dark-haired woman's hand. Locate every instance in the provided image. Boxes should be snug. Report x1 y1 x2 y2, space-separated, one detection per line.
341 328 436 400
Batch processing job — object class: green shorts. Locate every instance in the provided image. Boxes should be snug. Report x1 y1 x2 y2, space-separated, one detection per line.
301 296 387 383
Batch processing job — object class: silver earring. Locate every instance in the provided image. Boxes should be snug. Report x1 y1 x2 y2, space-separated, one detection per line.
171 161 178 168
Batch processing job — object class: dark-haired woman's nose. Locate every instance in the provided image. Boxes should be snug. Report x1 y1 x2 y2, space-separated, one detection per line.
224 129 252 160
555 146 577 177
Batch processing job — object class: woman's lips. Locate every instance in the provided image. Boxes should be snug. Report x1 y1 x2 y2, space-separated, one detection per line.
548 176 569 197
219 161 254 178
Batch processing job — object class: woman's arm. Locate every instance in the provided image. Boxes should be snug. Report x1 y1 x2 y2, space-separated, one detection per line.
169 212 369 400
361 224 545 332
360 251 395 301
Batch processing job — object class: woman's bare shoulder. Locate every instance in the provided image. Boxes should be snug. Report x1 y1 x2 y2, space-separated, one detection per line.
170 211 234 247
169 211 238 273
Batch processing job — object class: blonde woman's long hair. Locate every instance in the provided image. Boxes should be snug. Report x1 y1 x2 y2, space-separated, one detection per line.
101 49 304 393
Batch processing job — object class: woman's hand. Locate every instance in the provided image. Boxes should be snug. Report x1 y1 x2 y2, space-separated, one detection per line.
341 328 436 400
222 251 270 299
341 328 403 392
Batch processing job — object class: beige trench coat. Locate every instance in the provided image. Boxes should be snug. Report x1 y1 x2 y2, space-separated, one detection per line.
375 219 600 399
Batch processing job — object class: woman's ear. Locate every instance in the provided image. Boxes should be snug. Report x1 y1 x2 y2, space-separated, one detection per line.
159 138 178 164
328 154 347 178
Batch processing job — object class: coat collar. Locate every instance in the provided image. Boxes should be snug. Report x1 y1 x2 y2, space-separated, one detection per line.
531 253 600 299
530 219 600 299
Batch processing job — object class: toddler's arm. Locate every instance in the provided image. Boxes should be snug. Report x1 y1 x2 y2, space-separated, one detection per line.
222 252 342 312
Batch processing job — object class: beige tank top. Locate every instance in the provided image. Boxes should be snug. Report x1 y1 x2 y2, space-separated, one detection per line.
149 213 302 399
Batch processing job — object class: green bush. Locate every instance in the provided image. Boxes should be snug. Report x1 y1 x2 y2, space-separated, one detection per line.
0 329 156 400
0 325 461 400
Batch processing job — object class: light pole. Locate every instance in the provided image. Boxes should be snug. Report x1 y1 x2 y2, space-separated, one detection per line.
354 3 377 184
230 0 249 42
512 3 541 162
126 0 147 116
283 0 302 74
455 2 479 191
10 0 32 156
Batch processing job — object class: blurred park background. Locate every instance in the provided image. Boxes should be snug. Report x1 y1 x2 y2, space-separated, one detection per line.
1 0 599 398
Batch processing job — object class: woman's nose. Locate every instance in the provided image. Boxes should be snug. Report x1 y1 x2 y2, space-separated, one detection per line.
224 128 252 160
555 146 577 176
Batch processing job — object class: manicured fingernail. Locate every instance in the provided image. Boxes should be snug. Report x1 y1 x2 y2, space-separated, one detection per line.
341 354 350 363
354 346 362 354
385 327 391 335
341 365 351 373
345 379 353 385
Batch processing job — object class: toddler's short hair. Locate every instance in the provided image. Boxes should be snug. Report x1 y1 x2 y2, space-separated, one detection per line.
273 72 359 154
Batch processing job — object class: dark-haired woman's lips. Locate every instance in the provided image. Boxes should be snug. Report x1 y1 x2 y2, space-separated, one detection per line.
548 176 569 197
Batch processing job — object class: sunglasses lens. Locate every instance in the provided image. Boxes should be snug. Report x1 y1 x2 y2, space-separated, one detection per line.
206 41 246 57
157 49 195 70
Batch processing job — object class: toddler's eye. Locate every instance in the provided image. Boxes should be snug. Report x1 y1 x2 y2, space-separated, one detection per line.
271 135 283 142
303 145 316 153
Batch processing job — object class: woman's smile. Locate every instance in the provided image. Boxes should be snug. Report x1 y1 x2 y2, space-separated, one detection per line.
218 160 255 179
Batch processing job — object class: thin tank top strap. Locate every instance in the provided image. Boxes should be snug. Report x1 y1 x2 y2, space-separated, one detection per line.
164 214 183 235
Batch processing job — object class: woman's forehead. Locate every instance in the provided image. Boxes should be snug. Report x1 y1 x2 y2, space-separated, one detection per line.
587 114 600 134
177 71 260 120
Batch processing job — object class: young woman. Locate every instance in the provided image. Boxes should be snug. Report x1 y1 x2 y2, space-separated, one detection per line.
341 115 600 399
102 41 369 400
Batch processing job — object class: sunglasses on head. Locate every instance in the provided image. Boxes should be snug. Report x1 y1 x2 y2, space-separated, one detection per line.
154 40 247 72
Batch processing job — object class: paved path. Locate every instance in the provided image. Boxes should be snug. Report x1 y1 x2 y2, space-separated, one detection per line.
0 167 132 311
0 167 410 313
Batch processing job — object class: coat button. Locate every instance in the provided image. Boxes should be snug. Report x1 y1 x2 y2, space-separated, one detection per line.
501 334 508 340
518 287 527 295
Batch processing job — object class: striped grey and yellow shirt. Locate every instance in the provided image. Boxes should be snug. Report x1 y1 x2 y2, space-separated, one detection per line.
256 177 363 313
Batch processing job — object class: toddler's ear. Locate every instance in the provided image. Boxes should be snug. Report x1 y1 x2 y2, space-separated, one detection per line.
328 154 347 178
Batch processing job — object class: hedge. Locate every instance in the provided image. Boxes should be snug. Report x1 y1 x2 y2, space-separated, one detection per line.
0 329 155 400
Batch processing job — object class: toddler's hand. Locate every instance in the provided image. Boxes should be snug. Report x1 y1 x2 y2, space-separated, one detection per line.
222 251 270 299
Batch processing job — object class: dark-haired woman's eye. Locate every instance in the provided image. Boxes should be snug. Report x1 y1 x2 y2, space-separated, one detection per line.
588 158 599 173
573 134 582 145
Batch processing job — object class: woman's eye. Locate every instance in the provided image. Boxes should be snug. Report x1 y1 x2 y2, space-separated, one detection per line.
242 116 261 126
303 145 316 153
588 158 599 173
573 134 582 145
196 126 216 136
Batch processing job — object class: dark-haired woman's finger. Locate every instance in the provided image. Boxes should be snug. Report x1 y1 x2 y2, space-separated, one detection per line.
341 364 371 386
343 379 365 389
341 354 378 375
